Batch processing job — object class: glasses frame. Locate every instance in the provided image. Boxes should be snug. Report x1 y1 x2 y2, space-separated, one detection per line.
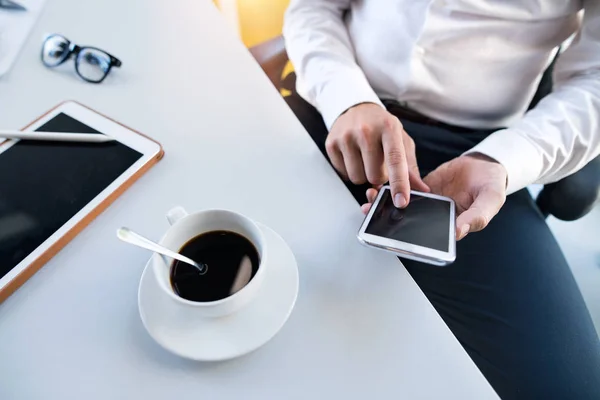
41 34 122 84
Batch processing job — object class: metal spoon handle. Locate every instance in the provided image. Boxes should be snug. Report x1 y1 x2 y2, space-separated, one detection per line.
117 227 206 274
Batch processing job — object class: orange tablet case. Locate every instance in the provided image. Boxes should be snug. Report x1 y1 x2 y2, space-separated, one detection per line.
0 101 164 303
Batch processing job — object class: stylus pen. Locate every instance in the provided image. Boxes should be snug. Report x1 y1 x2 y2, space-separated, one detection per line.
0 130 115 143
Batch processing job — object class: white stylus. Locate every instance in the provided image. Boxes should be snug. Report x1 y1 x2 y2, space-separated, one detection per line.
0 130 115 143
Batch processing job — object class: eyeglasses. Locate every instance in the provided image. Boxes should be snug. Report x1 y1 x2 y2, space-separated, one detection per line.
41 34 122 83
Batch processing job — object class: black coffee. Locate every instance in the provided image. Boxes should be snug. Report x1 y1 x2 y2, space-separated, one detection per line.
170 230 260 302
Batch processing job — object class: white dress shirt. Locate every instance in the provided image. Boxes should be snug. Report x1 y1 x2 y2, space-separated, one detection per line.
283 0 600 194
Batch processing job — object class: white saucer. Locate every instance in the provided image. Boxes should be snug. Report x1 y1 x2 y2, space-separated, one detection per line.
138 223 299 361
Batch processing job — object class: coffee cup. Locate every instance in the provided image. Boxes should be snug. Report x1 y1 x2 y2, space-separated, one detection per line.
151 206 267 317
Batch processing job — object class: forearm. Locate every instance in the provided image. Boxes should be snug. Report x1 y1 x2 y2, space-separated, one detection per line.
283 0 383 129
468 3 600 194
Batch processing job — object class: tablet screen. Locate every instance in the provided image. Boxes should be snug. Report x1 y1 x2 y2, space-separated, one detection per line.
0 112 142 278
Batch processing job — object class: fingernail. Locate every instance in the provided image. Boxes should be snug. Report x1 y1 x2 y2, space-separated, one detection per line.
459 224 470 240
394 194 407 208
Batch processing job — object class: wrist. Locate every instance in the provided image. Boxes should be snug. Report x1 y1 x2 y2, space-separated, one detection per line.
464 152 508 189
343 102 382 114
464 152 500 164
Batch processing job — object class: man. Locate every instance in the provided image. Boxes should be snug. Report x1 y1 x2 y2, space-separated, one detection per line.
283 1 600 398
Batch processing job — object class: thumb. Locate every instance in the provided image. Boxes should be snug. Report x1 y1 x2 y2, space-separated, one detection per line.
456 187 505 239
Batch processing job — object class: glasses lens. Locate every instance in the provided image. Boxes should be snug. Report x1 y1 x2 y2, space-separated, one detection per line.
76 48 111 82
42 35 70 67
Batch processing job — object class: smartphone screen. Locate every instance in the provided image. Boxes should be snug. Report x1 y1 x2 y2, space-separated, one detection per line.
365 189 451 252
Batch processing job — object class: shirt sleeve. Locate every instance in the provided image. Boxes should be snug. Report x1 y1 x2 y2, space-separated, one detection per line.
467 2 600 194
283 0 384 130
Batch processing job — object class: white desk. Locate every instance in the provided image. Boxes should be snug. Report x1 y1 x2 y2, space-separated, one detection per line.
0 0 498 398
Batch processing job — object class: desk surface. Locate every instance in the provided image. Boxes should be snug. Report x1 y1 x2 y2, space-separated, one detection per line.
0 0 498 398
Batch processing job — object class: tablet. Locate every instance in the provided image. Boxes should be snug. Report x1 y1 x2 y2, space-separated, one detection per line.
0 101 163 302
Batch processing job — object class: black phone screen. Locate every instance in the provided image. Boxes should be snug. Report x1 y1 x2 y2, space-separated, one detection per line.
0 113 142 278
365 189 451 252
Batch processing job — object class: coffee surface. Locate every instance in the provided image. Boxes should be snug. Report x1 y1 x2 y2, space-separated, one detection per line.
170 230 260 302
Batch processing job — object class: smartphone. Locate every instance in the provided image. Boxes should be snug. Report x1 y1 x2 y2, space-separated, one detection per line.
357 186 456 266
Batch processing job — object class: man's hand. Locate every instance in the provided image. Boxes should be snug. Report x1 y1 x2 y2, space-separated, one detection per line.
362 153 508 240
327 103 429 207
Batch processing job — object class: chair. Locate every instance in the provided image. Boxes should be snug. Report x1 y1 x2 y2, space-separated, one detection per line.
250 35 600 221
248 35 295 95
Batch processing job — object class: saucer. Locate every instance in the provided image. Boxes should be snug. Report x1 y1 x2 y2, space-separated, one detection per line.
138 223 299 361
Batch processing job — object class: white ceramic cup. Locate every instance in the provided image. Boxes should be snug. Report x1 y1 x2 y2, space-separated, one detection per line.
152 206 267 317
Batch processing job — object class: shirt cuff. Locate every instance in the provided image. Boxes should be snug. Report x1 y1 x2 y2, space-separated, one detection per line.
310 70 384 130
464 129 544 195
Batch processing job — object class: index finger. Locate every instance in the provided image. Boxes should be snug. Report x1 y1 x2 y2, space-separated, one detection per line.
382 127 410 208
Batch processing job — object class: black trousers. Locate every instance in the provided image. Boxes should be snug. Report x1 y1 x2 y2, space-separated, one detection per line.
285 93 600 399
